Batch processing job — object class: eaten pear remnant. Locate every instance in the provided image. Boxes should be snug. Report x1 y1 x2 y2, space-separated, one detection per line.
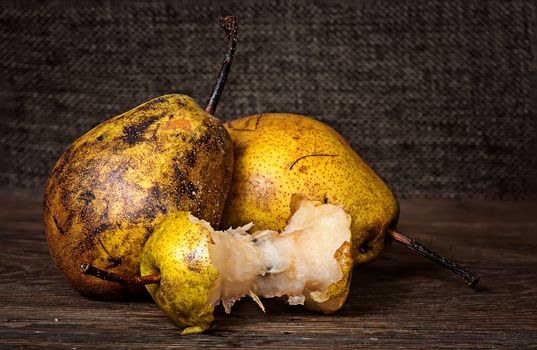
82 198 353 335
208 197 352 315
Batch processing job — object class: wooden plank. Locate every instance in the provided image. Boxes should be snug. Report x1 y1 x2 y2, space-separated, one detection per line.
0 192 536 349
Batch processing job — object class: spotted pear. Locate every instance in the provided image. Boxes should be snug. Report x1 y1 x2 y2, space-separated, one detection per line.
43 17 238 299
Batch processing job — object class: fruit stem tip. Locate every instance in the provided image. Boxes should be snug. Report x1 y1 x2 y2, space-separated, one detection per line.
388 230 480 288
81 263 161 285
205 15 238 116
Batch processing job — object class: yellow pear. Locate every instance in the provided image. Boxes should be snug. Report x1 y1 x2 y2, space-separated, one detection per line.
222 113 398 264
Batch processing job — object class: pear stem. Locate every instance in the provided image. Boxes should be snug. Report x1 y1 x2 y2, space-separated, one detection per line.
81 263 161 285
205 16 238 116
388 230 480 287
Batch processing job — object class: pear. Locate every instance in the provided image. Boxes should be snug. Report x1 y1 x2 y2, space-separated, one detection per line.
82 197 353 334
223 113 479 286
43 16 238 299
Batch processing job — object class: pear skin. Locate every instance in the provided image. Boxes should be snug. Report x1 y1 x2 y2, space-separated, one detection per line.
140 212 218 335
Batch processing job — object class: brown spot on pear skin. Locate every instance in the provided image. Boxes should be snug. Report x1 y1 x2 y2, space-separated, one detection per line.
77 191 95 206
250 174 276 211
185 251 202 273
100 201 110 221
163 119 192 131
122 116 160 146
185 150 196 167
196 131 212 146
186 182 198 201
185 251 195 264
92 223 111 236
53 215 66 236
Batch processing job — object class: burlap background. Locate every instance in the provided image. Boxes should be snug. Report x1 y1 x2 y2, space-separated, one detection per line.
1 0 535 198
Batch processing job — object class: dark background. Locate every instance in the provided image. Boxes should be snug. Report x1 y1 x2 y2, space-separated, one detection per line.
1 0 536 199
1 2 537 347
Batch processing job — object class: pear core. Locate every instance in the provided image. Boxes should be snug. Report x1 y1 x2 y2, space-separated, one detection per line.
192 198 353 314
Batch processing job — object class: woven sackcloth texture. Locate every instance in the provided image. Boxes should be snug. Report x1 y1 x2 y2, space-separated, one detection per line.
0 0 535 198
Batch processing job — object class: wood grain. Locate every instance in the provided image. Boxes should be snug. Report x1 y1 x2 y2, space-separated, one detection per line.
1 192 536 349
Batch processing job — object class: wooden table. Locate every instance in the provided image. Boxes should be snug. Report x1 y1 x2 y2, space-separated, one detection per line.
1 191 536 349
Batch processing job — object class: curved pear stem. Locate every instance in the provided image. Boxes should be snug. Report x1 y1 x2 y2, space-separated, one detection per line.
81 263 161 285
388 230 480 287
205 16 238 116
